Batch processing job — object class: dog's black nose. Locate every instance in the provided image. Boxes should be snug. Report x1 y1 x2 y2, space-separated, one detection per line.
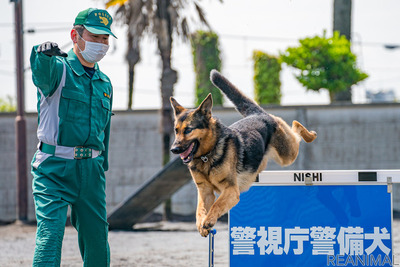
170 147 180 154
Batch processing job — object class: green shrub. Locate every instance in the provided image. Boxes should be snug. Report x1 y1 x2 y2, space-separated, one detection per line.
253 51 281 105
191 31 223 106
280 31 368 98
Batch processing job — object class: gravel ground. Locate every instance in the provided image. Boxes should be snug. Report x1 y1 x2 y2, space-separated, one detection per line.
0 221 229 267
0 220 399 266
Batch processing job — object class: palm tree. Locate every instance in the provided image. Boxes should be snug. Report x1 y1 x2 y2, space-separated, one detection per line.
105 0 219 219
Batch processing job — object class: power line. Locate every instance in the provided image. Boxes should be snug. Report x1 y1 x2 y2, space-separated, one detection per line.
220 34 297 43
3 20 399 49
0 22 71 27
25 27 71 34
219 34 400 49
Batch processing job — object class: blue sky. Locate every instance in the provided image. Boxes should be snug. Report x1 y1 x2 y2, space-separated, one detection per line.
1 0 400 111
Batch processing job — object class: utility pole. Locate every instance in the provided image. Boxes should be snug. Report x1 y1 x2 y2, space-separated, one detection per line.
332 0 352 102
333 0 352 41
11 0 28 222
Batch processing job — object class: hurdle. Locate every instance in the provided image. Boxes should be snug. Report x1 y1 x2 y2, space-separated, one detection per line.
228 170 400 267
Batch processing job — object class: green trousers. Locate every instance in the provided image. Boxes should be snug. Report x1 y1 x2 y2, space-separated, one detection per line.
31 152 110 267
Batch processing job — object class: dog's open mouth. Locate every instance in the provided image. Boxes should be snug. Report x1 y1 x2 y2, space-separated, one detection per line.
179 141 198 164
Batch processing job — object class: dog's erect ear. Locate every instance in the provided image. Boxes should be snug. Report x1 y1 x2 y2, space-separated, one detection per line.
197 93 213 117
170 97 185 117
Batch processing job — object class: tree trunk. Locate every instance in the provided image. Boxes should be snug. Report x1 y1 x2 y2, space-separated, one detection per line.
331 0 352 103
156 0 178 221
127 64 134 110
126 32 140 110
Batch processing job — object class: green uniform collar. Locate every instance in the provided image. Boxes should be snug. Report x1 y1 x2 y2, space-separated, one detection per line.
66 49 109 81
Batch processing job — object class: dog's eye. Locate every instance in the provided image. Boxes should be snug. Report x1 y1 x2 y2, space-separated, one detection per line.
184 128 193 134
175 128 178 134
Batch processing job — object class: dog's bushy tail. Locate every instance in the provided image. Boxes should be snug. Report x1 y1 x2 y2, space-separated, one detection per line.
210 70 265 117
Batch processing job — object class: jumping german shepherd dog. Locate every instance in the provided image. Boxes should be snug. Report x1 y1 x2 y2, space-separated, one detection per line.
170 70 317 237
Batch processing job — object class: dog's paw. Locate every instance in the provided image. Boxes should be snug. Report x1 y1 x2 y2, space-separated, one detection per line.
196 218 208 237
197 222 210 237
199 217 217 237
199 227 210 237
202 220 215 230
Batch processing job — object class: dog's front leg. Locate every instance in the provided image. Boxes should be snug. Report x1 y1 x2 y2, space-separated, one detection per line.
196 183 215 237
191 171 216 235
201 184 240 236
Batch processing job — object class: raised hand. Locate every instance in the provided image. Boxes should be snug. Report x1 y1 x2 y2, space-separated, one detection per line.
37 42 68 57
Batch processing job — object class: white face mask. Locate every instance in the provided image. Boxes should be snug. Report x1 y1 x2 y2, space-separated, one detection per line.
77 32 109 63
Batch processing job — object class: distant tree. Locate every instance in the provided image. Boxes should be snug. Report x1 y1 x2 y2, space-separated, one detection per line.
105 0 218 160
280 31 368 102
105 0 221 221
191 30 223 106
252 50 281 105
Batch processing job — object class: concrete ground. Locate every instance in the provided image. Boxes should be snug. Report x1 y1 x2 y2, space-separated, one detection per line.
0 220 399 266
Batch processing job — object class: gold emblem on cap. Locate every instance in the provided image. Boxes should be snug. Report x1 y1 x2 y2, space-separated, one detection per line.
99 15 109 26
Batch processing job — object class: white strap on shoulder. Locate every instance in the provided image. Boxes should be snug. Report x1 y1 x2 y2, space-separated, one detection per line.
60 61 66 88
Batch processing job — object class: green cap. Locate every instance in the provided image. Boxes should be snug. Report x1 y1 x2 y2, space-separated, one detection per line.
74 8 117 38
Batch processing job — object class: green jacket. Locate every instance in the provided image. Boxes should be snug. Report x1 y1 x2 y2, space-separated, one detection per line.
30 46 113 171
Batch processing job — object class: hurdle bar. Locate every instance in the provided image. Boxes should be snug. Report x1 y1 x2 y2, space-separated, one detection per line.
258 169 400 185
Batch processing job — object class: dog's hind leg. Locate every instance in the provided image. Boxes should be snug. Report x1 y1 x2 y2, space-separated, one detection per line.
268 117 316 166
268 117 301 166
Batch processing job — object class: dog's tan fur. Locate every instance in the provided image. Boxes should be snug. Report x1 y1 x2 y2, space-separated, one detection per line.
170 70 317 236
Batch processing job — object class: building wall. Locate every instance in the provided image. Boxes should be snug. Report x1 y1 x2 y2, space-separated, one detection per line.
1 103 399 222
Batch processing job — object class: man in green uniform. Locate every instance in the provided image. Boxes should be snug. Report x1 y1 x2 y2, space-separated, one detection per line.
30 8 117 267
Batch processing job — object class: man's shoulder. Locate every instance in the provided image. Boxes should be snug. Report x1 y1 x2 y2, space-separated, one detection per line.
96 68 112 84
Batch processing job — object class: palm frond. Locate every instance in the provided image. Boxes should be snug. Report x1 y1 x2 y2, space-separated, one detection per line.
105 0 129 9
180 18 189 41
194 3 210 29
114 4 129 24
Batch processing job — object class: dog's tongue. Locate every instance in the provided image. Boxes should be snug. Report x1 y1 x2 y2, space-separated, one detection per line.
180 143 194 159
